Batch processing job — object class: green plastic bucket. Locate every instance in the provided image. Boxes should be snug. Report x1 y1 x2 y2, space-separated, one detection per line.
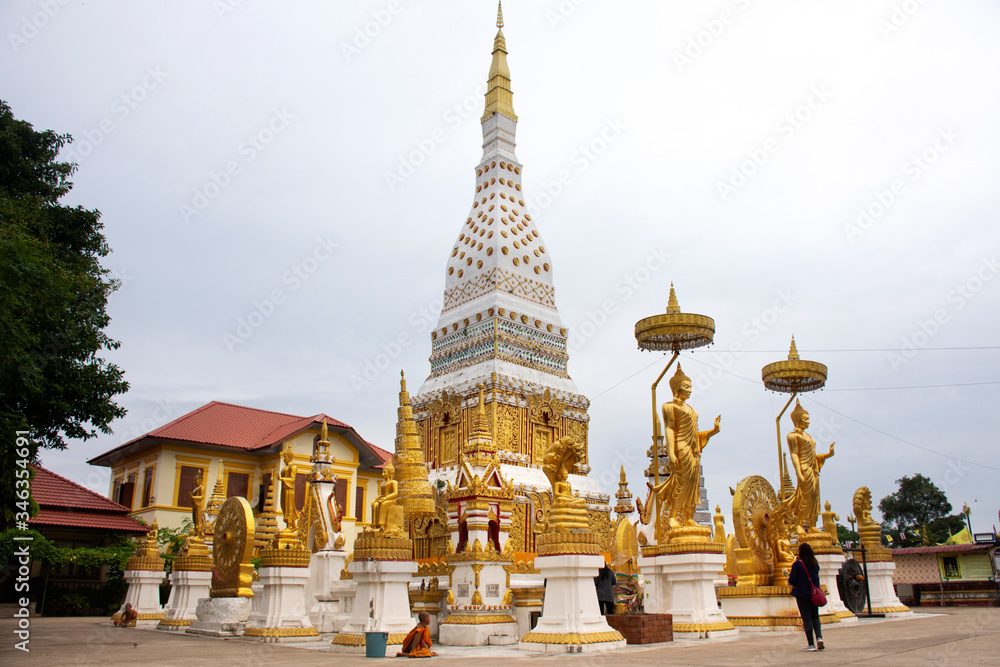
365 631 388 658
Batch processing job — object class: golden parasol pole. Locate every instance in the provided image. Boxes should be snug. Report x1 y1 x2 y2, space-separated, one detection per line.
775 392 797 502
651 350 680 490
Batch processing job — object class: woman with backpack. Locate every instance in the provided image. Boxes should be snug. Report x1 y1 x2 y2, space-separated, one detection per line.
788 542 825 651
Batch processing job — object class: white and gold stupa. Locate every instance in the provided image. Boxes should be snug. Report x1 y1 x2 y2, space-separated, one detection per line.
411 3 609 557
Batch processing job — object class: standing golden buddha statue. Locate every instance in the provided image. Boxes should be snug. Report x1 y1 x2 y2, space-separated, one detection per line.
649 365 720 543
784 400 834 541
278 442 298 532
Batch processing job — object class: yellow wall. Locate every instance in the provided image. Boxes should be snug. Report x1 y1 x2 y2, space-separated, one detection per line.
103 427 382 537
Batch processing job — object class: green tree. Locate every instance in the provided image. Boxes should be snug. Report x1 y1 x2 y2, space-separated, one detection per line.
837 524 859 545
0 100 128 529
878 474 953 547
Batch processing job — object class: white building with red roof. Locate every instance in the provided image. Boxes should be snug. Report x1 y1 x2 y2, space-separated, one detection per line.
87 401 390 547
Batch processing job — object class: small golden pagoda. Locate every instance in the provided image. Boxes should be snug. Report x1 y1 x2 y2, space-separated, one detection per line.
394 371 435 520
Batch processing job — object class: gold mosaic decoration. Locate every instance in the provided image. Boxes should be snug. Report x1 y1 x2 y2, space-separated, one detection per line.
520 630 624 645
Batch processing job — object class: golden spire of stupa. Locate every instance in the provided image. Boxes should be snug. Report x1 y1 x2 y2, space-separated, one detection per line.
787 335 799 360
393 370 435 517
614 465 634 519
666 282 680 314
464 383 496 460
483 1 517 122
254 474 278 554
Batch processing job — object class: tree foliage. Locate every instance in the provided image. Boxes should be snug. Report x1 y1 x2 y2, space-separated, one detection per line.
878 474 955 547
0 528 136 573
0 100 128 529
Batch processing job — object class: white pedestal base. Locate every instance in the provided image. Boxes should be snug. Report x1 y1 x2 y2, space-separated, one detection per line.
816 552 857 624
187 597 252 637
518 554 625 654
329 559 417 653
312 579 356 634
719 588 840 632
121 568 166 628
865 560 912 616
243 566 320 642
440 619 520 646
306 550 348 633
157 569 211 631
640 551 737 639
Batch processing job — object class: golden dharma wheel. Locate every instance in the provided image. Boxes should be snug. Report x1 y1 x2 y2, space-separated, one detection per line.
761 336 827 393
635 284 714 352
732 475 778 566
212 496 255 596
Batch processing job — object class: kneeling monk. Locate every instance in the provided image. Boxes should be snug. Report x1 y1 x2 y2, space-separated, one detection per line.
397 611 436 658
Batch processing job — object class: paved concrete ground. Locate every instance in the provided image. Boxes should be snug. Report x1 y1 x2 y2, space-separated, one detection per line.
1 607 998 666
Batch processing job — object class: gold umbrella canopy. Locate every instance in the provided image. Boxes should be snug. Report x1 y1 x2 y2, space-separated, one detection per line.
635 284 715 352
761 336 827 393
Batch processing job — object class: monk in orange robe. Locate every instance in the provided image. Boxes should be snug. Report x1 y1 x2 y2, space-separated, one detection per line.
397 611 436 658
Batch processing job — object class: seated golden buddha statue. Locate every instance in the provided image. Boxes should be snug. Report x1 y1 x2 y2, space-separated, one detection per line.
543 436 590 532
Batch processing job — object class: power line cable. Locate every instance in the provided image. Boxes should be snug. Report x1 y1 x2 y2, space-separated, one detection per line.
592 353 1000 473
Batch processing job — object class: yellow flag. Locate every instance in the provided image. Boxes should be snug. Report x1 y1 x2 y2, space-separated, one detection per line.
944 527 972 545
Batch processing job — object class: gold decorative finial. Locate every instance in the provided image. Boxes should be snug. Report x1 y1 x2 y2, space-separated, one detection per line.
788 336 799 361
320 419 328 444
478 383 485 418
400 369 406 391
620 466 627 484
666 283 680 314
483 0 516 121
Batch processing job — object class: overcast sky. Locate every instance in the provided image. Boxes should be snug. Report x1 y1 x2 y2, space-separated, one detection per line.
4 1 998 535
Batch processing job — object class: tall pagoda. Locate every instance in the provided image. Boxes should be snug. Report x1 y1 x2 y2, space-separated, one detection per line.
411 4 609 555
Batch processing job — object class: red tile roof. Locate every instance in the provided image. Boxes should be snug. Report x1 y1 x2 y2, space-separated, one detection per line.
30 508 147 532
893 543 992 555
143 401 351 450
88 401 390 469
28 465 146 533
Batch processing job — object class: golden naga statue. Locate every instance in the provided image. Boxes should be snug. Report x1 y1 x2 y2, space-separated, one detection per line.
278 442 298 531
784 401 834 535
541 436 590 532
649 365 720 532
853 486 884 550
189 469 207 538
371 461 404 536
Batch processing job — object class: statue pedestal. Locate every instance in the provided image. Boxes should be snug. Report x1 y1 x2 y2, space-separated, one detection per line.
510 584 545 638
518 554 625 653
318 580 357 634
187 597 252 637
640 549 737 639
441 558 519 646
865 560 912 616
409 590 445 640
121 567 166 628
305 549 348 633
718 584 839 631
243 563 320 642
330 558 417 653
815 550 856 623
157 556 212 631
440 606 518 646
